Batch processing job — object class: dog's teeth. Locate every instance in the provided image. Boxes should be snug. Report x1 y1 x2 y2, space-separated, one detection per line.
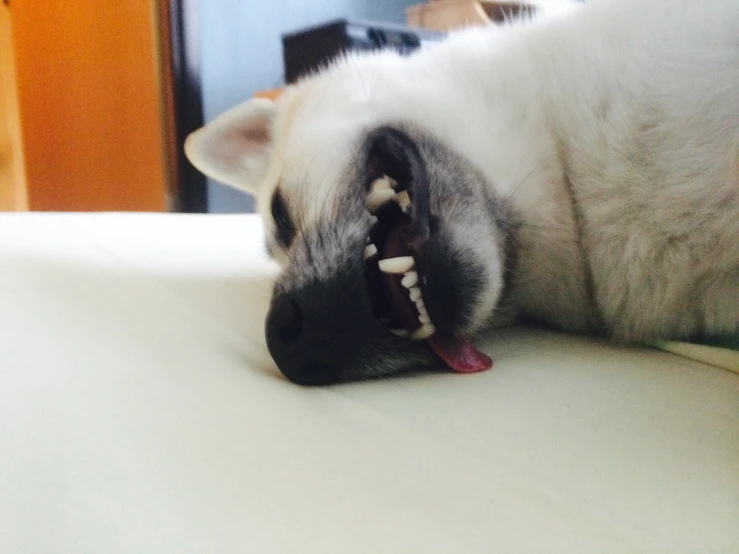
395 190 411 212
367 188 396 212
371 176 393 191
364 243 378 260
390 328 410 337
369 215 378 226
368 177 396 211
370 175 398 191
411 323 436 341
401 271 418 288
409 286 422 302
415 298 430 322
379 256 414 274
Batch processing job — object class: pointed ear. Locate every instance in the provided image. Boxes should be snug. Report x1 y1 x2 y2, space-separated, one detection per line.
184 98 276 195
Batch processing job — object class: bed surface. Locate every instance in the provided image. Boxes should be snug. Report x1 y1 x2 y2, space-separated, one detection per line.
1 213 737 553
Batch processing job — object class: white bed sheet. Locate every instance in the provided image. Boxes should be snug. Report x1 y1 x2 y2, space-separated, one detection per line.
0 213 737 554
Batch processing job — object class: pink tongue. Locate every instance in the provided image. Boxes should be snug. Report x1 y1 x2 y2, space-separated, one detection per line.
427 333 493 373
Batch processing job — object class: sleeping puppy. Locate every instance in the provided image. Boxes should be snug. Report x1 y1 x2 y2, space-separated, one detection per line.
185 0 739 385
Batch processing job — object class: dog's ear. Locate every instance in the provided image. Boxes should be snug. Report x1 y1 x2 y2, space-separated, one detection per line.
184 98 276 195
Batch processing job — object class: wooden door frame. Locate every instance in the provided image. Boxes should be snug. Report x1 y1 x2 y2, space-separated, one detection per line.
0 0 27 211
166 0 208 213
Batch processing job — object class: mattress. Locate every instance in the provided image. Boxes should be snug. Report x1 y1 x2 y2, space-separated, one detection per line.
0 213 737 554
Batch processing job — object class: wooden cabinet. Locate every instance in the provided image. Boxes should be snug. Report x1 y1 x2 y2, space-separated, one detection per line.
0 1 172 212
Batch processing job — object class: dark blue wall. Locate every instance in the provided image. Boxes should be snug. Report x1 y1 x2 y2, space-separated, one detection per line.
199 0 418 213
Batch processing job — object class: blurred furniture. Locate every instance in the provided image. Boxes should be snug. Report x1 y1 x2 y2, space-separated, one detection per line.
407 0 540 31
0 1 174 211
255 19 442 101
282 19 443 84
253 1 541 103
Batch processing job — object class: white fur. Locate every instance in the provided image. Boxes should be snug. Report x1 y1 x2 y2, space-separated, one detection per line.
187 0 739 342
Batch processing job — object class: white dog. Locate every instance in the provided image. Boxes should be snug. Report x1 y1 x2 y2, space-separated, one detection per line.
186 0 739 385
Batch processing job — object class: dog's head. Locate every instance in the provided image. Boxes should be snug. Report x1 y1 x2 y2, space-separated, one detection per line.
185 52 514 385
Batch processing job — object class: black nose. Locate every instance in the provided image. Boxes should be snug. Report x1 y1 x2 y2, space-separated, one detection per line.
266 284 364 386
269 296 303 342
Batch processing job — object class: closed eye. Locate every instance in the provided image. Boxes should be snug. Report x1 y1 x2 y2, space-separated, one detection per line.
270 189 295 249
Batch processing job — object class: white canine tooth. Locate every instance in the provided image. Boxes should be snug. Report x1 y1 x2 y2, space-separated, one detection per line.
367 188 396 212
411 323 436 341
372 176 393 191
370 175 398 191
378 256 415 274
390 328 410 337
415 297 426 310
395 190 411 212
364 243 378 260
400 271 418 288
409 286 422 302
369 215 378 225
419 312 431 324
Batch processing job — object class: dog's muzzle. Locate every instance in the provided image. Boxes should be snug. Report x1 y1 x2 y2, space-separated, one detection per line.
265 126 494 384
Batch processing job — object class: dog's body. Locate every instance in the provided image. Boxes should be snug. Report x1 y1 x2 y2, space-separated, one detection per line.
186 0 739 384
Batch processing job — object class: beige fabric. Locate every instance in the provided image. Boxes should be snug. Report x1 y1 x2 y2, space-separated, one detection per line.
1 213 737 554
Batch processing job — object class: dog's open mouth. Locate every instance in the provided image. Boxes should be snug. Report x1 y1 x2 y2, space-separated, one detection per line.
363 175 493 374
